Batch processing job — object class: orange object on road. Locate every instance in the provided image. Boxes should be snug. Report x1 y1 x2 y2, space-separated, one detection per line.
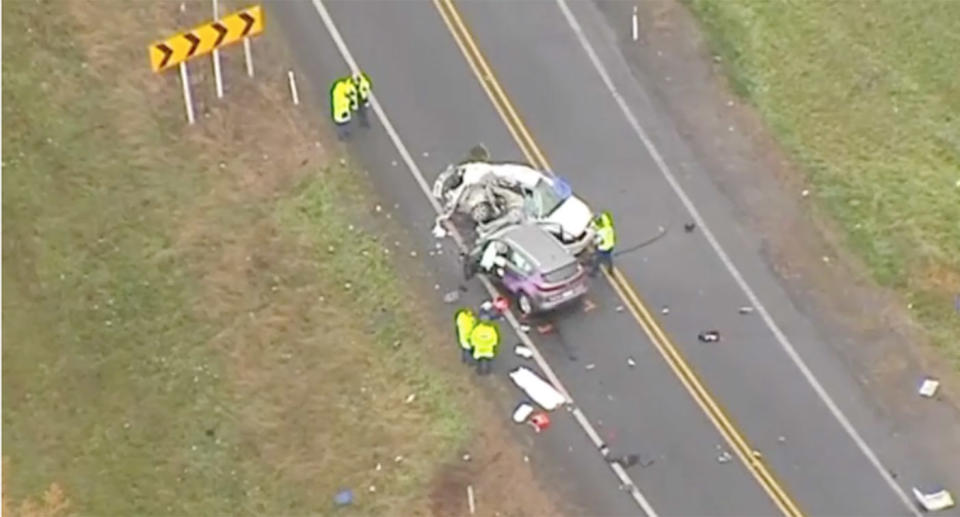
530 412 551 433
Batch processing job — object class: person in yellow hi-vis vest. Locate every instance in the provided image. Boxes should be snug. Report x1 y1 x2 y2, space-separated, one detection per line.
454 307 478 364
589 211 616 277
351 71 372 128
469 315 500 375
330 76 357 141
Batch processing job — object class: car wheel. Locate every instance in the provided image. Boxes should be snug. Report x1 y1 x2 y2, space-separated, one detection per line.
518 293 534 316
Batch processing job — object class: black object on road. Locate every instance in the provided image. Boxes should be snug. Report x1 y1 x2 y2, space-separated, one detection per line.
698 330 721 342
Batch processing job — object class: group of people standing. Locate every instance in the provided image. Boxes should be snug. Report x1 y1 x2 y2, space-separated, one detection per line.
329 71 373 140
454 304 501 375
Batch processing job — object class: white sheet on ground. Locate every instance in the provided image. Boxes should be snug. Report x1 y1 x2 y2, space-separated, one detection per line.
509 367 566 411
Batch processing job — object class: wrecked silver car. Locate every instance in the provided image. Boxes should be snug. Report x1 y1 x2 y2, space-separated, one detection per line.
432 161 596 256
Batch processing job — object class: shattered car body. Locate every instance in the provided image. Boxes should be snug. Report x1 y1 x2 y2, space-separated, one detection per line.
432 161 596 256
465 223 589 315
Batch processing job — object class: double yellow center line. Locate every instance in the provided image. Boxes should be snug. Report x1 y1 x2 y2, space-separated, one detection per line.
430 0 804 515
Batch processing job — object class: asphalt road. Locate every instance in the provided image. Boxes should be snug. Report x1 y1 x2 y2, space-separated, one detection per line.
268 1 955 515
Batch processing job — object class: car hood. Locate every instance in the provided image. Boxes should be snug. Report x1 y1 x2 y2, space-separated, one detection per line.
544 196 592 238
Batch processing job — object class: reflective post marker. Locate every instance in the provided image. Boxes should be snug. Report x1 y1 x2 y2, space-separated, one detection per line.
179 62 196 124
243 35 254 77
212 0 224 98
287 70 300 105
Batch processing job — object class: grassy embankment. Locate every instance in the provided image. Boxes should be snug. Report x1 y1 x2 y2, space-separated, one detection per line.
686 0 960 367
2 0 469 514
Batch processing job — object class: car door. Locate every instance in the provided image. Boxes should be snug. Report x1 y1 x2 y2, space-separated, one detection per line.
502 244 535 293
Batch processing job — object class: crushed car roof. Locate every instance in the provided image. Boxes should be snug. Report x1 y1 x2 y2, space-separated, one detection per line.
499 224 575 272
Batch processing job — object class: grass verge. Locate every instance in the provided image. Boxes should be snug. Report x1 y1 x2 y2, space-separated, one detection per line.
684 0 960 367
2 0 468 514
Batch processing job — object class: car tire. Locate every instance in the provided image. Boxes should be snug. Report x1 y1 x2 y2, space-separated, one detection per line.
517 292 535 316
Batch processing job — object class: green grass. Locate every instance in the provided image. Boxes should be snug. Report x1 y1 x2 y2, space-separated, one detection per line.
685 0 960 366
2 0 467 514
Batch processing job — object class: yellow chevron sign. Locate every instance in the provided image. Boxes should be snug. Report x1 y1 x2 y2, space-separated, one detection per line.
149 5 264 73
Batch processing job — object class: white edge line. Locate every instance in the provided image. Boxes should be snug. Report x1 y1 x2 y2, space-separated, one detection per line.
307 0 659 515
552 0 920 514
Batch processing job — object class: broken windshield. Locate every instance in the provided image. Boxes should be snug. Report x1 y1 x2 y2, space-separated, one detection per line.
527 179 565 217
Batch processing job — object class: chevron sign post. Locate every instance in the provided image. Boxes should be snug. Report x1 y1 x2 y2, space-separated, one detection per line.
148 5 264 124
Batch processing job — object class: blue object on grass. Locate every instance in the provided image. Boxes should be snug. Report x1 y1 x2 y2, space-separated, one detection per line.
334 488 354 507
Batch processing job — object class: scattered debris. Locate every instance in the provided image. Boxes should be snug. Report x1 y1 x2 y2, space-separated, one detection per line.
391 160 398 167
509 367 565 411
434 284 440 290
394 455 404 463
919 378 940 398
698 330 721 343
344 282 352 290
607 453 655 470
684 222 696 233
583 299 597 313
410 251 417 257
626 357 636 367
523 455 529 463
467 485 476 515
778 436 786 443
404 393 416 404
661 305 670 315
822 255 831 264
519 324 531 333
615 305 624 312
585 363 596 371
717 451 732 463
443 290 461 304
514 345 534 359
462 453 472 462
392 340 401 349
738 306 754 314
512 403 534 423
529 412 551 432
375 204 382 212
913 486 955 512
422 151 429 157
375 463 382 471
801 189 810 197
334 489 354 506
368 485 376 493
536 323 554 335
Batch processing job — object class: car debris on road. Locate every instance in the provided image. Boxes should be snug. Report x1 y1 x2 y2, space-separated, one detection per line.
512 403 534 423
698 330 721 342
913 486 955 512
514 345 534 359
919 378 940 398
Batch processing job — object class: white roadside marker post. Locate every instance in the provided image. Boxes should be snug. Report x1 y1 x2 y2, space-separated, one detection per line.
179 62 196 124
212 0 224 98
243 36 255 77
287 70 300 105
632 6 638 42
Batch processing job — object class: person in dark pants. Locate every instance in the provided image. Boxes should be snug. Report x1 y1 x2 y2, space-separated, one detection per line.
351 71 372 128
589 211 616 276
469 315 500 375
329 76 356 141
454 307 477 364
